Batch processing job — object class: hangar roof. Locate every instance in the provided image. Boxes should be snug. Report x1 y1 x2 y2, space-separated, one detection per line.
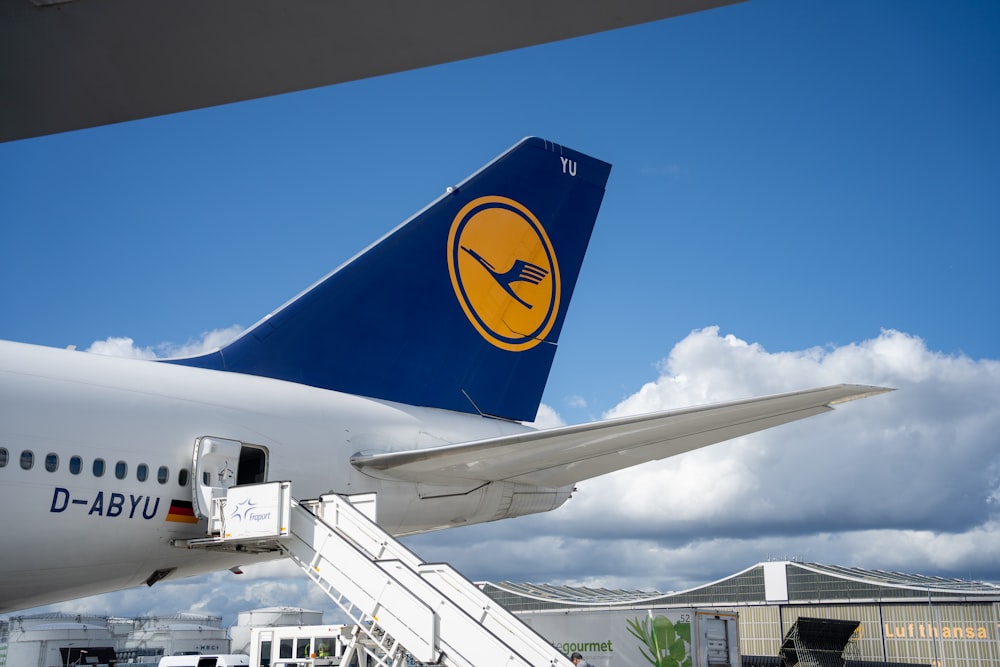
480 561 1000 612
793 561 1000 595
480 582 667 607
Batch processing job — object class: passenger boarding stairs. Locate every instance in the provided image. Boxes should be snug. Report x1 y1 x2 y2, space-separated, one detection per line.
186 481 573 667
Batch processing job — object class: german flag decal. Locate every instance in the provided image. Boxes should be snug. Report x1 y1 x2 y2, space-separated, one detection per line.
165 499 199 524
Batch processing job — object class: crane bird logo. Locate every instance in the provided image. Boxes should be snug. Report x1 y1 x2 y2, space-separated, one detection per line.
447 196 560 351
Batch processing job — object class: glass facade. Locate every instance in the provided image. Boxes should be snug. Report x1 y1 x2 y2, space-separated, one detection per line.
662 567 767 606
715 606 781 658
879 602 1000 667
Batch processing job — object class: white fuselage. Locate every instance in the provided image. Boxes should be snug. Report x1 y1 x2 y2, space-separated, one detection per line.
0 340 569 612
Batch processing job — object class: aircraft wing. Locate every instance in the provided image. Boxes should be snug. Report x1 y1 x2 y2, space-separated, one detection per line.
352 384 892 488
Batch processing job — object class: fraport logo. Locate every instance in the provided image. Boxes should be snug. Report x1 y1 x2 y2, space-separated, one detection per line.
228 497 272 524
447 196 560 352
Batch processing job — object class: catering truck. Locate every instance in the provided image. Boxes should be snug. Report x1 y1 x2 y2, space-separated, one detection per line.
518 608 739 667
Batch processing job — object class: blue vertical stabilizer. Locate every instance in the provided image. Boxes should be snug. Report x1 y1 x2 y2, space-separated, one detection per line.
169 138 611 421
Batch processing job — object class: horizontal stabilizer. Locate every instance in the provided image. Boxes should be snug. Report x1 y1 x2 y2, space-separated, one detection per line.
351 385 893 488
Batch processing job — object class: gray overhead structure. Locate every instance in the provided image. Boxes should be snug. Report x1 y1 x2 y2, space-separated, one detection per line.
0 0 741 143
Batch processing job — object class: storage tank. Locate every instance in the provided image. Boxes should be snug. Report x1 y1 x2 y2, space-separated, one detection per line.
6 613 115 667
125 613 230 657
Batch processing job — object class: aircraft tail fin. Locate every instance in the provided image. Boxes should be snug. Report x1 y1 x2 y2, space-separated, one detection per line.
169 138 611 422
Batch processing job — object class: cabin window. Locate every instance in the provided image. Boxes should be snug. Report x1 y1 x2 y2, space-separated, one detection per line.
69 456 82 474
137 463 148 482
178 468 189 487
0 447 7 467
20 450 34 470
93 458 106 477
157 465 169 484
45 453 58 472
115 460 127 479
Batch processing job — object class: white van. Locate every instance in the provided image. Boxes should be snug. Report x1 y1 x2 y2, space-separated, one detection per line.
157 655 250 667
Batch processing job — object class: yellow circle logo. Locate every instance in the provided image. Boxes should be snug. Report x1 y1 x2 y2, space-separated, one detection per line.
447 196 560 351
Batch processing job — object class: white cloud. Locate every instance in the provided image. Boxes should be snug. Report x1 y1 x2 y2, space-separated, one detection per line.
165 325 245 358
86 336 159 359
84 326 244 360
578 327 1000 535
528 403 567 430
409 327 1000 591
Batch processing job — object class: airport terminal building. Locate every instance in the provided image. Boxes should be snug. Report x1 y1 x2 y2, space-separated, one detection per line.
480 560 1000 667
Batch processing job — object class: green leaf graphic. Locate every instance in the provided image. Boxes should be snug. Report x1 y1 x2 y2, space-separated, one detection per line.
626 616 691 667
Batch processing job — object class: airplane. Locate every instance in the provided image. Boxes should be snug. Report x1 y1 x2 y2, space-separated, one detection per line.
0 137 890 613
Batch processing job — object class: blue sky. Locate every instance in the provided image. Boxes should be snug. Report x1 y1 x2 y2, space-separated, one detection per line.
2 0 999 625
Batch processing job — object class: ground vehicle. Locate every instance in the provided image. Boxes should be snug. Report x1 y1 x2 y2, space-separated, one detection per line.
158 654 250 667
520 608 739 667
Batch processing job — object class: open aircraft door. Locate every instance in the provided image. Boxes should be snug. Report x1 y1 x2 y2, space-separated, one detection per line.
193 436 269 520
